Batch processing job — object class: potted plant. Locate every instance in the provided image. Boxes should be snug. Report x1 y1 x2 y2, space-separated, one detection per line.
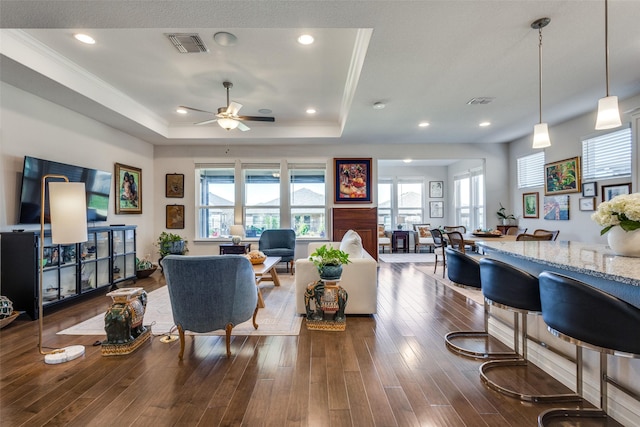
156 232 188 258
496 203 515 225
308 244 351 280
136 256 158 279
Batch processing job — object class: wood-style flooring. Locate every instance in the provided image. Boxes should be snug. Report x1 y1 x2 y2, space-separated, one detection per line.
0 262 618 426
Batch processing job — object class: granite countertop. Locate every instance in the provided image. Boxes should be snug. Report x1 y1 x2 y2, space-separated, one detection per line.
476 240 640 287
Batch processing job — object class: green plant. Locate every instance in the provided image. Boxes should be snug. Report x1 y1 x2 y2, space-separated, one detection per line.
136 256 154 271
308 245 351 269
156 232 188 257
496 203 515 220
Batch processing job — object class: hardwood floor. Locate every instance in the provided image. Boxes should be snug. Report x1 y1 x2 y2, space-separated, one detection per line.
0 262 617 426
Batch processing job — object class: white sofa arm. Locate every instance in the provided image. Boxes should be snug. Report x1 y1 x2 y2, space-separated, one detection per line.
295 242 378 314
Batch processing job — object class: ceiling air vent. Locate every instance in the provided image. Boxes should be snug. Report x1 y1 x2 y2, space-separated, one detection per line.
165 33 209 53
467 97 495 105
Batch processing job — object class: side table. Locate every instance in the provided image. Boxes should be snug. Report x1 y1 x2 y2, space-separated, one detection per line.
304 279 347 331
392 230 411 253
219 243 251 255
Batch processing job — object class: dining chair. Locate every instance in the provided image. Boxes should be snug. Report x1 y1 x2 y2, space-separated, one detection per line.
505 227 527 236
533 229 560 241
429 229 447 278
444 225 467 234
446 231 467 253
516 233 553 241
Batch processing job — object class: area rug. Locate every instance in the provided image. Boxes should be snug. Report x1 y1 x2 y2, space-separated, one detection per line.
58 278 302 336
414 265 484 305
379 253 435 263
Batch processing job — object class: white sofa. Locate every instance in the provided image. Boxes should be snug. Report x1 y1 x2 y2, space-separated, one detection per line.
295 242 378 314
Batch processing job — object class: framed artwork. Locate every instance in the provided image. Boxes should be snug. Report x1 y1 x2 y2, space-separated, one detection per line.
166 173 184 198
429 181 444 198
522 192 539 218
543 195 570 220
582 181 597 197
544 156 581 195
579 197 597 211
166 205 185 229
115 163 142 214
429 201 444 218
334 158 372 203
602 183 631 202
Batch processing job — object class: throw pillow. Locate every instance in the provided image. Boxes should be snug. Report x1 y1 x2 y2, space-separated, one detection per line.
378 224 386 237
340 229 364 259
417 226 430 238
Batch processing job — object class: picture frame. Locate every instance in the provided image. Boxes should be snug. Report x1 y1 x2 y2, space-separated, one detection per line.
166 204 185 229
602 183 632 202
429 181 444 198
543 195 570 220
114 163 142 214
165 173 184 198
579 197 597 211
429 201 444 218
334 158 372 203
582 181 597 197
522 192 539 218
544 156 581 195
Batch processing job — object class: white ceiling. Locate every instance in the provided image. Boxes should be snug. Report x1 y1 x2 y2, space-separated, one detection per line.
1 0 639 147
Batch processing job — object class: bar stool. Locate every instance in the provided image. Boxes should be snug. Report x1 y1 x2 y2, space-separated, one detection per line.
538 271 640 425
444 249 517 360
478 259 580 402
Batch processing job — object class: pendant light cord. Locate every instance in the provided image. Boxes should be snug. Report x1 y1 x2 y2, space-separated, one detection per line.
538 27 543 124
604 0 610 97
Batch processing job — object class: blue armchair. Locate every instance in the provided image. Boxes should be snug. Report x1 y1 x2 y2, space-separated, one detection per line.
161 255 258 358
258 229 296 274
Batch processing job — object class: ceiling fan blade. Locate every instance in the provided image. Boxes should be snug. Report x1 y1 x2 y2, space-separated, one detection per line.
226 102 243 116
195 118 219 126
238 115 275 122
237 121 250 131
179 105 215 114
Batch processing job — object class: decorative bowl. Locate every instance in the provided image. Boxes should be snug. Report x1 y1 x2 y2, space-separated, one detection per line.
0 311 20 329
136 265 158 279
249 256 267 265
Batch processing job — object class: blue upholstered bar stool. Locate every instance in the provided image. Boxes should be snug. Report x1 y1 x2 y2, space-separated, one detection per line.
538 271 640 426
478 259 580 402
444 249 517 360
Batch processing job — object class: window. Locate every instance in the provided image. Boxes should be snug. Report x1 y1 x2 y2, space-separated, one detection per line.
244 164 281 237
289 164 326 237
397 180 423 228
377 180 393 229
196 161 327 240
582 126 632 181
517 152 545 189
454 167 484 230
196 165 235 238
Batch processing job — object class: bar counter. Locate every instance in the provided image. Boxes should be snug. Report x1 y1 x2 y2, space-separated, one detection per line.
476 240 640 308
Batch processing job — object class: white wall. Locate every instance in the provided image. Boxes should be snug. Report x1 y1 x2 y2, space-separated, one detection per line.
0 83 156 256
508 94 640 243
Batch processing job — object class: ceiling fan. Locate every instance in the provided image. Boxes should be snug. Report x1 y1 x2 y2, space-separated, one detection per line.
180 81 275 131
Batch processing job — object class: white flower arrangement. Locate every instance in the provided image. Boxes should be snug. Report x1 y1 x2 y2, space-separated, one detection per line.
591 193 640 235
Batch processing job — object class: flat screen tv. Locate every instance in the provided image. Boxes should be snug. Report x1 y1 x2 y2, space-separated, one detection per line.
18 156 112 224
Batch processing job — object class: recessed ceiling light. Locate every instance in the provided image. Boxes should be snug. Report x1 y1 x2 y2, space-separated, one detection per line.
213 31 237 47
418 122 430 127
297 34 314 45
372 102 385 110
306 108 316 114
258 108 272 114
479 121 491 127
73 33 95 44
176 108 188 114
403 159 413 163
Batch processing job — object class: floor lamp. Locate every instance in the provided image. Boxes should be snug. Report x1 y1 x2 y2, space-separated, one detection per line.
39 175 88 364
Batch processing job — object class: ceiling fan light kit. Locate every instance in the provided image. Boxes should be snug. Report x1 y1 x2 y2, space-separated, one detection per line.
595 0 621 130
531 17 551 149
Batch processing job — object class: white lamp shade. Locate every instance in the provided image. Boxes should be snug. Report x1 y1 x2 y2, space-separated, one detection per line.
218 117 239 130
230 225 245 238
532 123 551 149
595 96 622 130
48 182 88 244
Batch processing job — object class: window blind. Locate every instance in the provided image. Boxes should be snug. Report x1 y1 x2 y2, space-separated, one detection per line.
517 152 545 189
582 126 632 181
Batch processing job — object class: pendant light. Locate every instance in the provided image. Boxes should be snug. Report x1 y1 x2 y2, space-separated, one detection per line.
531 18 551 149
595 0 621 130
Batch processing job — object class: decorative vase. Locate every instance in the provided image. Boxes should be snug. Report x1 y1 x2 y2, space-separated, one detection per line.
607 227 640 257
0 296 14 319
319 264 343 280
231 235 242 245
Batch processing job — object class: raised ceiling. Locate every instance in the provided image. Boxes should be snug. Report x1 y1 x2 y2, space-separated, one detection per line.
1 0 639 147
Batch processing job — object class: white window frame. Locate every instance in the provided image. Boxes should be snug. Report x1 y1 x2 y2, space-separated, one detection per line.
454 167 484 230
582 126 632 181
517 151 545 189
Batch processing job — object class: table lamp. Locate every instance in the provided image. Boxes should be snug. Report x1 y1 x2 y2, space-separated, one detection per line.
39 176 88 364
230 224 245 245
396 216 406 230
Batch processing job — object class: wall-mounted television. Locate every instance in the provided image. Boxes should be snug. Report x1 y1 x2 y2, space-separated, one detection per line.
18 156 112 224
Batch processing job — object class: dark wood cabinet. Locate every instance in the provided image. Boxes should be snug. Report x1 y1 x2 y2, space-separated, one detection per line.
220 243 251 255
332 208 378 260
496 225 519 235
0 225 136 319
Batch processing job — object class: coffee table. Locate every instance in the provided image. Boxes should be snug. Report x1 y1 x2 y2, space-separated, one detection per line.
252 256 281 308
